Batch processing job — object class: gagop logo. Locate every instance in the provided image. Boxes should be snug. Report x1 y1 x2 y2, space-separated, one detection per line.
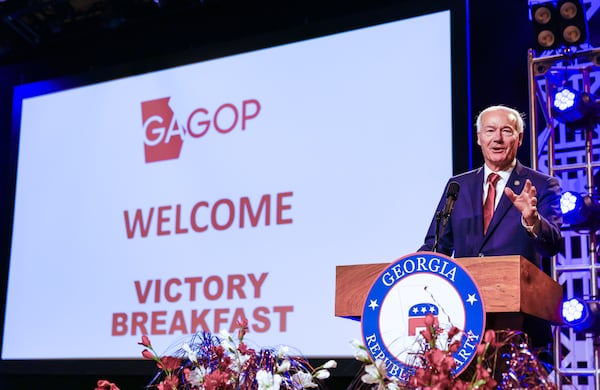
141 97 261 163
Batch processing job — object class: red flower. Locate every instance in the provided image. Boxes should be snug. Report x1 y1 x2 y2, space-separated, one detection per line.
213 345 225 359
138 335 152 348
421 313 443 344
158 355 182 371
426 348 446 367
141 349 155 361
448 340 461 353
447 326 461 339
482 329 500 349
220 355 233 369
237 318 249 341
476 342 488 356
238 342 250 354
410 367 431 386
420 325 434 342
451 381 471 390
424 313 439 329
157 374 180 390
474 363 497 388
95 379 120 390
204 370 233 390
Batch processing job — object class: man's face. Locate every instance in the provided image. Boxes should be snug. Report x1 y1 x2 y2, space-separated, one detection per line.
476 109 523 171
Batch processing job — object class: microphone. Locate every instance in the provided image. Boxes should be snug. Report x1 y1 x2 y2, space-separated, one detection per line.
441 181 460 219
433 181 460 253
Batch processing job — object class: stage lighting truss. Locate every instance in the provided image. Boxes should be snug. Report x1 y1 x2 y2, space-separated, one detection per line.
560 191 600 230
530 0 589 52
562 297 600 334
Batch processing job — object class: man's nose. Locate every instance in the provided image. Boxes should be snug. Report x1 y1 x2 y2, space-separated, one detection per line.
492 129 503 141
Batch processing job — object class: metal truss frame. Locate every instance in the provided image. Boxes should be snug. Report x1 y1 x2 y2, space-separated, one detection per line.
528 47 600 389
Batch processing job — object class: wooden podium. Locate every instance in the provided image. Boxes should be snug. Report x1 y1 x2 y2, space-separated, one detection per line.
335 255 564 330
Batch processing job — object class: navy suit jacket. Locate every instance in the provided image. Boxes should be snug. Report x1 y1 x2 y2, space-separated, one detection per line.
419 161 563 267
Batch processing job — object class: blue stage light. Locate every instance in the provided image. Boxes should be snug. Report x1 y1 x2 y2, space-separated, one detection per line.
560 191 600 229
561 297 600 333
553 88 576 111
560 191 579 215
552 87 597 124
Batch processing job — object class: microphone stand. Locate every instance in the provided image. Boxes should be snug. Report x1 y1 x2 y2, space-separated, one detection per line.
432 210 449 253
433 181 459 253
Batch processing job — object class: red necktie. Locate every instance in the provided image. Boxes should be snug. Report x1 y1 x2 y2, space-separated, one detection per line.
483 173 500 234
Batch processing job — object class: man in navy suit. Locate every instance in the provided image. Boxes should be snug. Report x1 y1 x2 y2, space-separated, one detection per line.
419 105 562 266
419 105 563 348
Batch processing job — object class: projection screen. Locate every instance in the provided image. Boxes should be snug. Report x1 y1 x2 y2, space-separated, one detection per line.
3 9 459 360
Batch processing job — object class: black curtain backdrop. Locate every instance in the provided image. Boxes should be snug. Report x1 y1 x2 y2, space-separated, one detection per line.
469 0 533 168
0 0 578 388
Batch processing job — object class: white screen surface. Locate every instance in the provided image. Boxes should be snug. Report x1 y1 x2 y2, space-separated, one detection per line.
3 10 453 359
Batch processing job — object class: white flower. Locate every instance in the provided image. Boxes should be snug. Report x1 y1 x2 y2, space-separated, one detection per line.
256 369 282 390
231 352 251 372
219 331 237 353
361 360 386 384
276 359 291 373
350 339 364 349
354 348 371 363
186 366 205 387
350 339 372 363
314 369 330 380
386 382 400 390
219 329 232 339
181 342 197 364
291 371 318 388
322 359 337 369
276 345 289 358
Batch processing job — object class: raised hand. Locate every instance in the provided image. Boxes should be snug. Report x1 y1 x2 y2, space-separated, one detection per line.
504 179 539 226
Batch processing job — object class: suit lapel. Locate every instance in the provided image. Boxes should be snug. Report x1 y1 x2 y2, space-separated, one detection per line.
469 167 486 247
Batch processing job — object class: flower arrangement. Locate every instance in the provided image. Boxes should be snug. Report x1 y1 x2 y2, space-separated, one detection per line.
95 315 558 390
349 314 557 390
95 320 336 390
